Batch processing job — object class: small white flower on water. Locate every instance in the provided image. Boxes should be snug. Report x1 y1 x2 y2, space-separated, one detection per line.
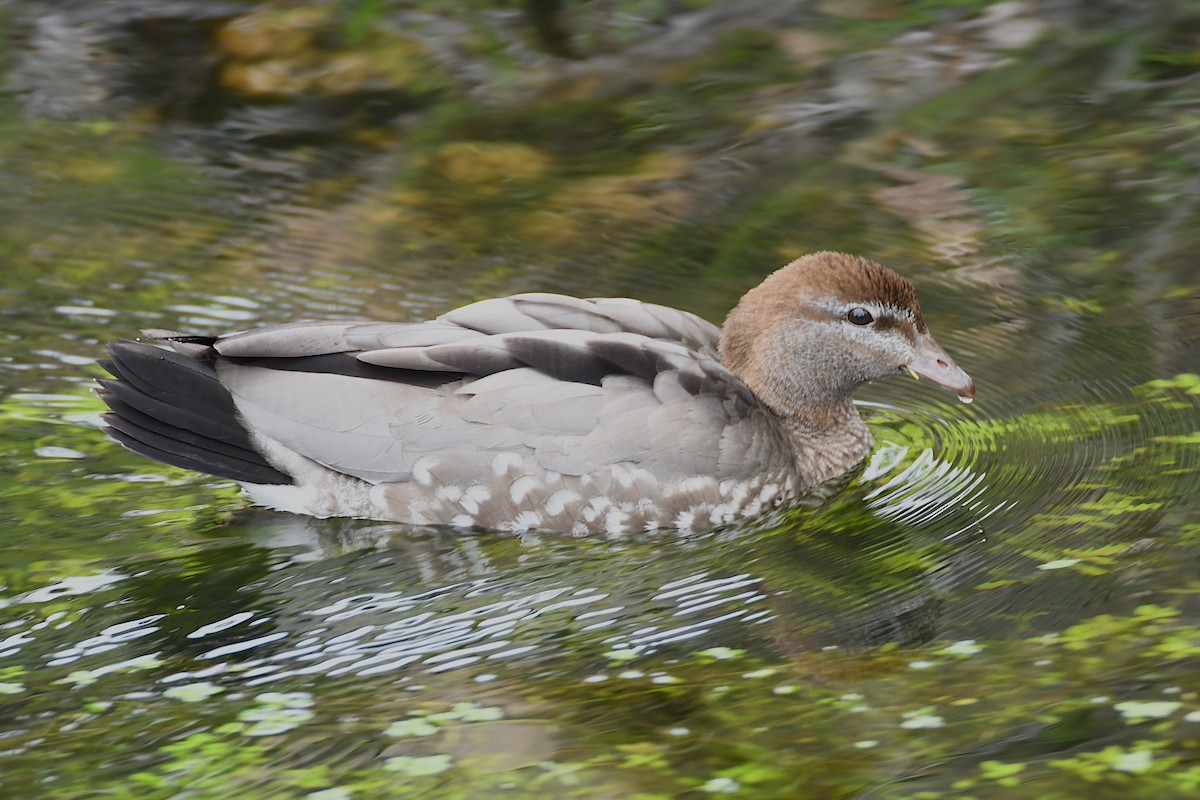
1114 700 1180 722
900 709 945 729
702 777 740 794
938 640 982 656
741 668 776 679
163 682 224 703
1112 749 1154 773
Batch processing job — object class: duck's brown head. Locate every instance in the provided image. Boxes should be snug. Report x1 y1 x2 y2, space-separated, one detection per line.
719 252 974 423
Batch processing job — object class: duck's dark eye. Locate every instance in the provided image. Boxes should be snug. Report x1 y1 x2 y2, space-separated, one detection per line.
847 307 874 326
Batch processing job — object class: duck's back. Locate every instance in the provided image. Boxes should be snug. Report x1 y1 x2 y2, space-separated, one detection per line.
102 293 799 533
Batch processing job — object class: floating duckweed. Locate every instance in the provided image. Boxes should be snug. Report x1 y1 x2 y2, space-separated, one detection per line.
980 760 1026 787
908 660 936 669
938 640 983 656
163 682 224 703
772 685 797 695
232 691 318 736
239 706 316 736
1038 558 1082 570
741 668 776 679
696 647 744 660
306 789 352 800
384 718 438 737
1111 749 1155 773
383 754 454 776
1114 700 1181 722
256 691 314 708
59 670 100 687
900 709 945 729
0 682 25 694
618 669 645 680
702 776 741 793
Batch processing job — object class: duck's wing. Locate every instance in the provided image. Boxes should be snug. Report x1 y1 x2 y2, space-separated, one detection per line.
211 292 723 356
202 294 782 488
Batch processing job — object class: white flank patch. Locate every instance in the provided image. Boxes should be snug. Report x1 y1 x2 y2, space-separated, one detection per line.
673 509 696 530
510 475 542 504
510 510 543 531
708 503 735 524
492 452 523 476
582 496 611 523
242 483 316 516
673 475 714 497
546 488 582 516
465 484 492 503
435 484 463 502
459 487 481 515
612 463 638 489
605 507 630 534
450 514 475 528
412 457 438 486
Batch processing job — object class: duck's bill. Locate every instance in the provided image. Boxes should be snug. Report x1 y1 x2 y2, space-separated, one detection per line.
904 334 976 403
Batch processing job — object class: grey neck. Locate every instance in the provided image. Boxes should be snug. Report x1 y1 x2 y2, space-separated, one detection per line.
780 400 873 489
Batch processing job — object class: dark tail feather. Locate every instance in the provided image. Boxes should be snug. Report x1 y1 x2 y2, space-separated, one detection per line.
98 340 293 485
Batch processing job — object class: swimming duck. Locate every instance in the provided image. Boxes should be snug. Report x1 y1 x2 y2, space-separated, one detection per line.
98 252 974 534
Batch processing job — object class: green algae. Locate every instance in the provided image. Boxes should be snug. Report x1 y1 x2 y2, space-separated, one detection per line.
1 1 1199 798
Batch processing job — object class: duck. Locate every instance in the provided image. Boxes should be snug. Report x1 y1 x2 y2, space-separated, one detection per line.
97 252 974 534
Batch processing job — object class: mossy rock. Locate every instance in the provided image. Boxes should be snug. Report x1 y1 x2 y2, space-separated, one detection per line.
424 141 555 187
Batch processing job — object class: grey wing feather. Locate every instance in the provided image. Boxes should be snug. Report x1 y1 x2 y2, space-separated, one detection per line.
201 293 774 490
215 321 375 358
590 298 722 349
440 297 554 334
346 321 484 349
216 365 426 482
510 294 628 333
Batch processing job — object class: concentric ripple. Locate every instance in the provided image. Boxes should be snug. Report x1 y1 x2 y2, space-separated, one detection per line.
848 367 1200 635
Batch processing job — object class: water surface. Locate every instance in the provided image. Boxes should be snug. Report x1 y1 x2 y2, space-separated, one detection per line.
2 2 1199 798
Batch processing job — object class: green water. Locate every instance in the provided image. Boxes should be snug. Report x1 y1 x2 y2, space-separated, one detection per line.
1 2 1198 798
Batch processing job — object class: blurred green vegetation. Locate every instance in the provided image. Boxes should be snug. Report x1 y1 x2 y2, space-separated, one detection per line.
1 0 1198 798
